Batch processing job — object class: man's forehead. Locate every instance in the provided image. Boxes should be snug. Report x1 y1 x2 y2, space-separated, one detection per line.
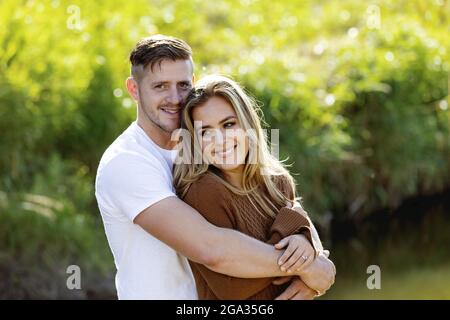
145 59 193 81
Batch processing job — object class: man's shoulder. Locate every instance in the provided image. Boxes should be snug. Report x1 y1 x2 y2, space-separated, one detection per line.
98 134 161 175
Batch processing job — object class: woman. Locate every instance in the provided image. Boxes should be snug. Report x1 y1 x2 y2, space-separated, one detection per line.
173 75 328 300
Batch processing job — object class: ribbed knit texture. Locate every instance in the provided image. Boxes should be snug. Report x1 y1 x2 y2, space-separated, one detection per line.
183 172 317 300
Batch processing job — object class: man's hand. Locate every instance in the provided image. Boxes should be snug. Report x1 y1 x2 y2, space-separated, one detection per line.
274 277 317 300
298 251 336 295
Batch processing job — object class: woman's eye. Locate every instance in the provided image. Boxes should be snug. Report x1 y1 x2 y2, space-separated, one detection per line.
224 122 235 128
201 129 211 137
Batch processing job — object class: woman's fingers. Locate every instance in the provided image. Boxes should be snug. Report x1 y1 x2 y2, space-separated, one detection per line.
274 236 291 250
287 249 308 272
282 247 304 273
278 242 296 269
293 247 315 272
274 280 301 300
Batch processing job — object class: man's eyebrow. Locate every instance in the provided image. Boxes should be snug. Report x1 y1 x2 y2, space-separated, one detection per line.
200 116 237 129
150 81 167 86
150 80 191 85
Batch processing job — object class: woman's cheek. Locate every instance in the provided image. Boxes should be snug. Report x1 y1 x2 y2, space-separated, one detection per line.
202 141 214 164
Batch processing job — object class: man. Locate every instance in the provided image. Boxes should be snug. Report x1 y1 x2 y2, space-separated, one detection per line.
95 34 335 300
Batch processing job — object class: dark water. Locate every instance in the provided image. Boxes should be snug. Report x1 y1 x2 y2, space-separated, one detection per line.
330 187 450 243
328 188 450 275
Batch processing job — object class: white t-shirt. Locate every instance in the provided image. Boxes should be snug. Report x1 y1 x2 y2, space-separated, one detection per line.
95 121 198 300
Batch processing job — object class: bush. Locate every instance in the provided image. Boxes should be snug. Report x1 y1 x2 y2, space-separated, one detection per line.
0 0 449 298
0 155 114 299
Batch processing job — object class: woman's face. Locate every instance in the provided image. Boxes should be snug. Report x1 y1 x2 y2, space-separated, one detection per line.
192 95 249 173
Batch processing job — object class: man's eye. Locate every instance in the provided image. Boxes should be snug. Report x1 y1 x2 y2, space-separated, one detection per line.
154 84 167 89
179 83 191 89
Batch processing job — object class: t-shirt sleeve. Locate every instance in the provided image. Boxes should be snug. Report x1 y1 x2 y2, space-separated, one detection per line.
96 153 176 222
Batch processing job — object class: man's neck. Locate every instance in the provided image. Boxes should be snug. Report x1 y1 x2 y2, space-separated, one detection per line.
136 118 177 150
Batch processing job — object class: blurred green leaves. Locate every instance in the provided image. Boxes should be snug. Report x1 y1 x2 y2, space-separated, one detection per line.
0 0 449 297
0 0 449 224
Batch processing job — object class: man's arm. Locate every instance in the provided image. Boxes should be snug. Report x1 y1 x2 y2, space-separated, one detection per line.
134 196 295 278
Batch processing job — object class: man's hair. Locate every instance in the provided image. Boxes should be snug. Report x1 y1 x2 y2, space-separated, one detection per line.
129 34 193 80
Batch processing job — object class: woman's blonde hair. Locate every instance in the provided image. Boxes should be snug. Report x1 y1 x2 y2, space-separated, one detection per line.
173 75 297 218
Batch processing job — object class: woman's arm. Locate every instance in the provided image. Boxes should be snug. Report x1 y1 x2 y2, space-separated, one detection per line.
291 202 324 252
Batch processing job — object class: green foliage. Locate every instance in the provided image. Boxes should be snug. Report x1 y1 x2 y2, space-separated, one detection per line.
0 155 114 298
0 0 449 298
1 0 449 213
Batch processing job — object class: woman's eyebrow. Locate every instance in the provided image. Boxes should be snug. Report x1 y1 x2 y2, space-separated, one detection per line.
200 116 237 129
219 115 237 124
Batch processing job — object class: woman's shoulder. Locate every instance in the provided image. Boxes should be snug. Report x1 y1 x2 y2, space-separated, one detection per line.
183 173 237 228
183 173 232 207
189 173 230 194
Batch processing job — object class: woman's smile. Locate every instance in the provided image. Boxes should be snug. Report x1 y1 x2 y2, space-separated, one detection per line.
214 143 237 160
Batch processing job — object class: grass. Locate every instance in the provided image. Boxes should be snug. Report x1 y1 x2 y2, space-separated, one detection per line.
322 263 450 299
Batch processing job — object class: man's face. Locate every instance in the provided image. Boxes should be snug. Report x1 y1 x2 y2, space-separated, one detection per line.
134 59 193 133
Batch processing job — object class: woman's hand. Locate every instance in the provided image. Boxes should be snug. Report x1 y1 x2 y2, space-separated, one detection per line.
274 277 317 300
274 234 315 274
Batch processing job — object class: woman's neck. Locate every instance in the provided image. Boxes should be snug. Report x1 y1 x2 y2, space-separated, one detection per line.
221 166 245 189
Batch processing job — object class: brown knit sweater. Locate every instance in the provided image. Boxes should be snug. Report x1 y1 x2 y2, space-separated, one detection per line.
182 173 319 300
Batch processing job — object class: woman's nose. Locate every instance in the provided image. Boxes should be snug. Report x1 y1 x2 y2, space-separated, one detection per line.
214 130 234 148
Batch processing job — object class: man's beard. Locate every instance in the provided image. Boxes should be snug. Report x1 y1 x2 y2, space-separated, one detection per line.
139 96 181 134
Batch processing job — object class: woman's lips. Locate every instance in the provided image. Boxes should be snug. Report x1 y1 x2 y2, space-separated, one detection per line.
214 144 237 159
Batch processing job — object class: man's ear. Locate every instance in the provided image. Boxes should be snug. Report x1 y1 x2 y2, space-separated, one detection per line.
192 73 196 85
126 77 139 101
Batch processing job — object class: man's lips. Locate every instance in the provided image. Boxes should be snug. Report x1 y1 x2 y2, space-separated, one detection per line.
161 107 181 116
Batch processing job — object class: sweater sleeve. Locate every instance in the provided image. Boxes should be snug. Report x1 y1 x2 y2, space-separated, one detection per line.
267 207 321 257
183 175 274 300
268 175 322 255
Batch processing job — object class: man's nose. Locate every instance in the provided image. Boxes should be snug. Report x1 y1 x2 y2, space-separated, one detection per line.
166 87 182 105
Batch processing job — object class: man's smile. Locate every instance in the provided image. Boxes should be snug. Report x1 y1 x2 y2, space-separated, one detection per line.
160 107 181 117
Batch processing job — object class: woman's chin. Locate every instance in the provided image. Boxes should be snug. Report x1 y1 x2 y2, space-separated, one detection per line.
213 162 244 173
